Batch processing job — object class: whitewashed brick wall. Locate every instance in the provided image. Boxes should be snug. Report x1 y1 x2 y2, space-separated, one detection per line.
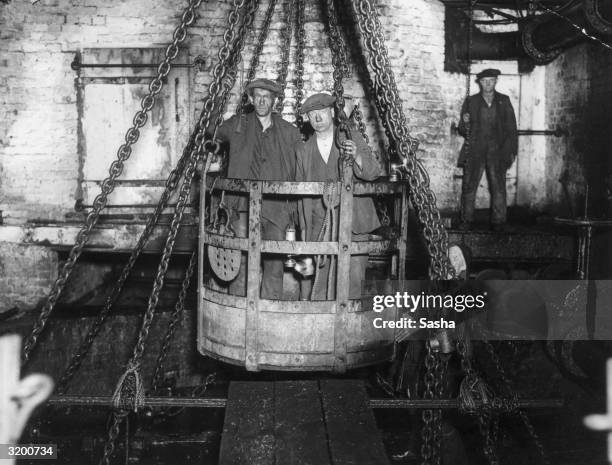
0 0 467 225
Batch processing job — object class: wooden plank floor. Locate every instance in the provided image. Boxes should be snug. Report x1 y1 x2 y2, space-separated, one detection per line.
218 380 390 465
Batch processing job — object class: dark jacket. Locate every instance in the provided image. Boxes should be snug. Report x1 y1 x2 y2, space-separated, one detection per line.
214 111 301 227
457 91 518 169
295 128 381 240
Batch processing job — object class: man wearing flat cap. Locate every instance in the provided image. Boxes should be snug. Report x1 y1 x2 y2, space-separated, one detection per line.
212 77 301 299
457 68 518 231
295 93 381 300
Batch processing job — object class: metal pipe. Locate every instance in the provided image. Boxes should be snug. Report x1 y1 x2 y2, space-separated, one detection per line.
47 395 564 410
447 0 611 66
71 54 206 71
451 122 567 137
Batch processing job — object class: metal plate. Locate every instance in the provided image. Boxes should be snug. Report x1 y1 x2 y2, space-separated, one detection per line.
208 245 241 282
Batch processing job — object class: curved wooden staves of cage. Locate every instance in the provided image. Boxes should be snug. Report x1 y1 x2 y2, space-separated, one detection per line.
197 164 408 372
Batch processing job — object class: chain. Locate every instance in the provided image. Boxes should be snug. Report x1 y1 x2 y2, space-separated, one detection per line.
239 0 277 112
481 337 550 465
351 0 453 280
420 340 437 465
21 0 203 365
335 0 370 143
276 0 295 112
432 354 448 465
56 0 256 396
151 250 197 394
55 134 196 395
294 0 306 127
462 1 475 169
130 0 256 367
351 102 369 143
457 331 499 465
99 410 130 465
477 412 500 465
98 1 256 463
212 0 260 141
149 373 216 420
322 0 349 120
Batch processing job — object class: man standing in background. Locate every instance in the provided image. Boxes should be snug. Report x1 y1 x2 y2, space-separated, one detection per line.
457 68 518 232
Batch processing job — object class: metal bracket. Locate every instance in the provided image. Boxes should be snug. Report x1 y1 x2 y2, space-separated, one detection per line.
71 52 206 72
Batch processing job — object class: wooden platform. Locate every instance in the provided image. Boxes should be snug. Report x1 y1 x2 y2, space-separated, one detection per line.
219 380 391 465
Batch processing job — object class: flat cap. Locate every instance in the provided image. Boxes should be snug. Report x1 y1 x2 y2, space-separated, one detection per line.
245 78 282 96
300 93 335 114
476 68 501 80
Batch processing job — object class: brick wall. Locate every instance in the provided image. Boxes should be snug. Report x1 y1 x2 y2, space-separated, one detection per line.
0 242 58 311
3 2 610 298
0 0 467 225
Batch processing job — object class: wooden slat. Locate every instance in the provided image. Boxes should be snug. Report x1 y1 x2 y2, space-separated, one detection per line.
274 381 331 465
245 181 262 371
218 382 275 465
320 379 391 465
333 163 355 373
220 380 391 464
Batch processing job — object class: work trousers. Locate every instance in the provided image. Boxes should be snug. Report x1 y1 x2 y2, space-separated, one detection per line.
461 151 507 225
228 212 285 300
300 234 370 301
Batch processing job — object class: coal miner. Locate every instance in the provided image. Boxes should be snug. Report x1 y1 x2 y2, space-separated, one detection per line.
457 68 518 231
213 78 301 299
295 93 381 300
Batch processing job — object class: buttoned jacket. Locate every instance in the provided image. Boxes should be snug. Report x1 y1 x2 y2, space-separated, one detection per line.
295 128 381 241
457 91 518 168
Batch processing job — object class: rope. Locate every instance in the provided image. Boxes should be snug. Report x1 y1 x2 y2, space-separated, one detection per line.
458 372 493 414
312 183 340 299
111 362 145 413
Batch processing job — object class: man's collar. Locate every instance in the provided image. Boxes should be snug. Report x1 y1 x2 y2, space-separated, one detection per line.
253 112 276 130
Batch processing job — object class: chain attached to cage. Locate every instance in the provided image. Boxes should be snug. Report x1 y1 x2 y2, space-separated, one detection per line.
21 0 205 366
294 0 306 128
97 2 258 463
276 0 296 112
238 0 277 112
420 339 440 465
150 250 198 394
350 0 454 281
323 0 350 131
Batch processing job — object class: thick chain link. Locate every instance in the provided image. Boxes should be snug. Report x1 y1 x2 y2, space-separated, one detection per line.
351 102 369 143
323 0 349 119
98 2 256 463
151 250 197 394
130 0 256 367
55 2 259 390
462 1 475 164
239 0 277 112
351 0 453 280
276 0 295 112
481 338 550 465
457 332 499 465
21 0 203 365
55 132 199 395
336 1 370 143
420 341 437 465
294 0 306 127
99 410 130 465
214 0 260 139
477 412 500 465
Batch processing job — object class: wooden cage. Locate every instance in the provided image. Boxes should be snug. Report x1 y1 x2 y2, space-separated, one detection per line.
197 168 408 372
